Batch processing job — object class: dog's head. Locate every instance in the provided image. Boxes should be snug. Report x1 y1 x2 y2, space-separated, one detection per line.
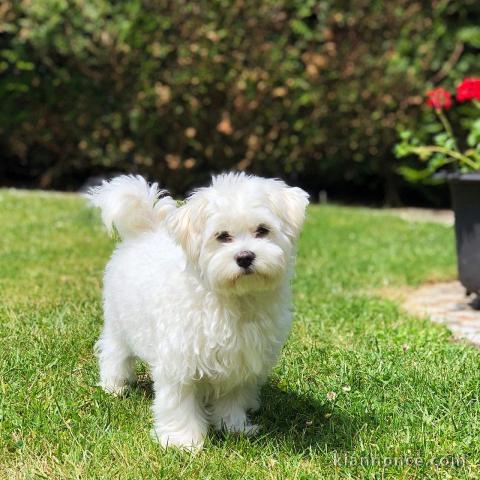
168 173 309 295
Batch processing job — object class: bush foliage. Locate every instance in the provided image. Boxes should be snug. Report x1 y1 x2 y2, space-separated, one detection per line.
1 0 479 201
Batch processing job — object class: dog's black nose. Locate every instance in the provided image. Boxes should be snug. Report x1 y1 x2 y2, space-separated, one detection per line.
235 250 256 269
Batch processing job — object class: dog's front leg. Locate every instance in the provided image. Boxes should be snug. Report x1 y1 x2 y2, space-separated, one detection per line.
211 384 260 436
151 380 208 450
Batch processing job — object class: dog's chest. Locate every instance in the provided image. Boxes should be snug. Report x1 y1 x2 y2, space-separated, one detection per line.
195 300 286 384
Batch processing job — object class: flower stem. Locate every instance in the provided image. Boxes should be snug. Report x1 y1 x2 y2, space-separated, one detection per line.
436 109 455 140
412 145 480 171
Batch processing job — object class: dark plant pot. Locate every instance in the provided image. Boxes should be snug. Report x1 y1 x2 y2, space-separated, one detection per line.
449 173 480 295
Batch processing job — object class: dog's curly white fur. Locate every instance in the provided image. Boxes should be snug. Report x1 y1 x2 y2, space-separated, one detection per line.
87 173 308 449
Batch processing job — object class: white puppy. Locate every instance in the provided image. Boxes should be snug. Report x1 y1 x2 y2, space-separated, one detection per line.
87 172 308 449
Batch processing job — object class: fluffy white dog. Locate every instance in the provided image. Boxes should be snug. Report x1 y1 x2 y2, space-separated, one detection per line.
87 172 308 449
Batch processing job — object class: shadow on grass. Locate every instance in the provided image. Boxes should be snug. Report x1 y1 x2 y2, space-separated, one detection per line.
131 378 375 454
250 383 376 454
133 373 155 398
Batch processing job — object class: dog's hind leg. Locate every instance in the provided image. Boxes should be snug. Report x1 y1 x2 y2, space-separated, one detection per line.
243 382 261 413
211 384 260 436
95 327 136 395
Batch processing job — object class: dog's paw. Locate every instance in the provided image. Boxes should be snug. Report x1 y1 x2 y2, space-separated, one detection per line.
150 427 205 452
217 419 261 437
242 423 261 437
227 422 260 437
98 380 130 396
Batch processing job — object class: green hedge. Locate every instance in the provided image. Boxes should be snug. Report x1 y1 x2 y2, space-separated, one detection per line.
1 0 479 202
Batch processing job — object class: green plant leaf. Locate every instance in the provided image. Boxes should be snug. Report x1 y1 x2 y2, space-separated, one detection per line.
457 26 480 48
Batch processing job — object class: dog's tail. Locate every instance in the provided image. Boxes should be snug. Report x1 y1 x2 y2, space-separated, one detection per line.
86 175 176 239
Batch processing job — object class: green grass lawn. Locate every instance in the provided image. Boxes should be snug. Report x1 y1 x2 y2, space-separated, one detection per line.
2 189 479 479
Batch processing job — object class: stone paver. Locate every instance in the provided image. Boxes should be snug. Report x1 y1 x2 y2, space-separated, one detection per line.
403 281 480 346
386 208 454 226
386 209 480 343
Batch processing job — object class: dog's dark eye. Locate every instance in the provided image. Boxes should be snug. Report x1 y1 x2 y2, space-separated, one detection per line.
255 225 270 238
216 231 233 243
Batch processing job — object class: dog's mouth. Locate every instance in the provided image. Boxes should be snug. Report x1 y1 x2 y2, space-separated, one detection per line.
242 267 254 275
222 268 280 294
234 268 271 283
229 268 257 286
231 269 254 283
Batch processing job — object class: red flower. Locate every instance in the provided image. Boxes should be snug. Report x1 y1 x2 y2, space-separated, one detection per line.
426 88 452 110
456 77 480 102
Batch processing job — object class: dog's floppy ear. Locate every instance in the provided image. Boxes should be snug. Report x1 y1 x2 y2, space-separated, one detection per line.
267 180 309 239
168 189 209 263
